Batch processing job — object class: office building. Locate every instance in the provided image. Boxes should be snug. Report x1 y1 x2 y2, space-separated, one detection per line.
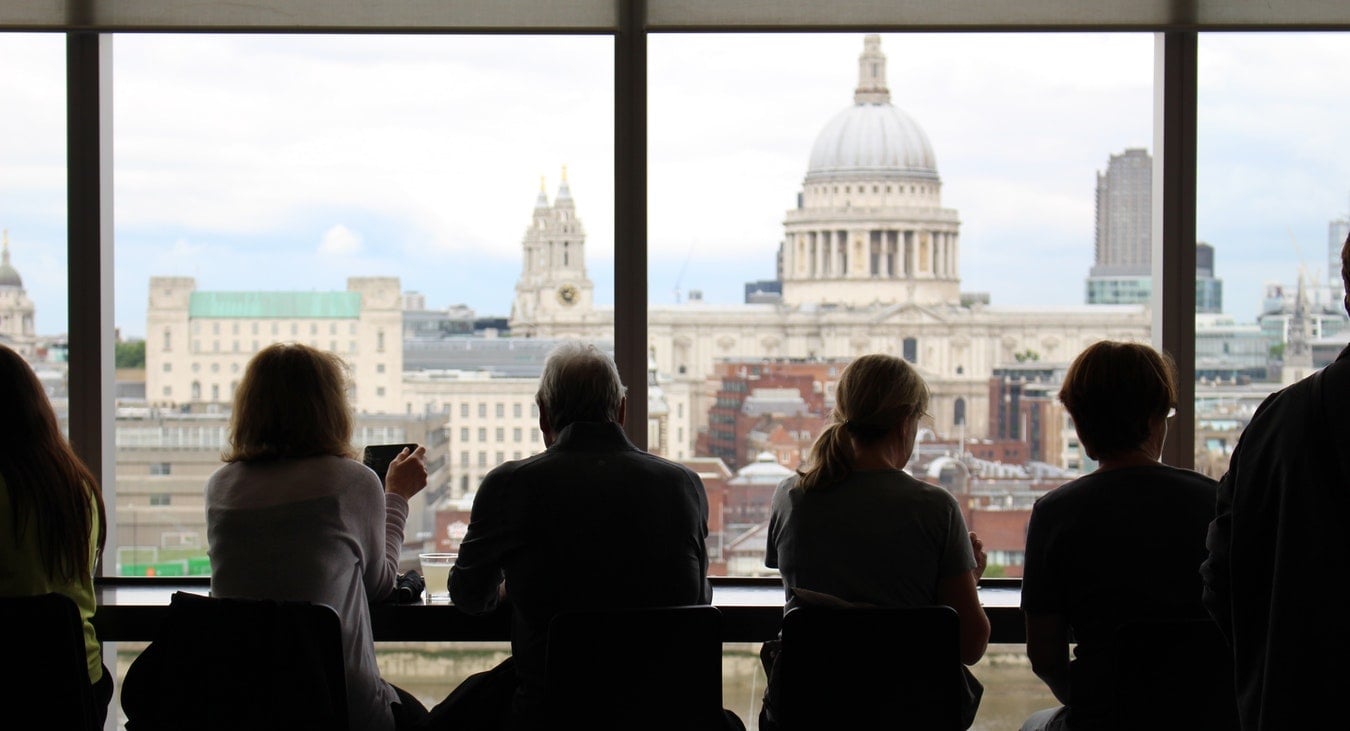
1087 148 1153 305
1331 215 1349 304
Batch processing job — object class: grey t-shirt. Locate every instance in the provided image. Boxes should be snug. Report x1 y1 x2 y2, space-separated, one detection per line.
765 469 976 612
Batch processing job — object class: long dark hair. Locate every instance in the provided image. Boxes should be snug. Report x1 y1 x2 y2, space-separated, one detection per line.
0 345 106 582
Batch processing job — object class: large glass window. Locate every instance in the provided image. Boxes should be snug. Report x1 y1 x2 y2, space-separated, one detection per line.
648 33 1154 724
0 34 68 423
110 34 613 577
1193 32 1350 478
648 31 1152 576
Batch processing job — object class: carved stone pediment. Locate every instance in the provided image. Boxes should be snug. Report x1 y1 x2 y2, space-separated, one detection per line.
870 301 948 325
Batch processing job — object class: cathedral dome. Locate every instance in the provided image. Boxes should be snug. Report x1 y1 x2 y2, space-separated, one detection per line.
0 263 20 289
807 105 937 182
805 35 938 183
0 233 22 289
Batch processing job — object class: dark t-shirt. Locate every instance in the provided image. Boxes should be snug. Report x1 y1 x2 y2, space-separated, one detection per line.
1021 464 1217 724
766 470 976 612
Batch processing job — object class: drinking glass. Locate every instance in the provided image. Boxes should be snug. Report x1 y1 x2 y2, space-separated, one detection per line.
418 553 456 602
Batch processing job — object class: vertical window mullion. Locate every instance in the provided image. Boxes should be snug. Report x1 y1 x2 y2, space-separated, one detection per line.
1153 31 1198 468
66 31 117 571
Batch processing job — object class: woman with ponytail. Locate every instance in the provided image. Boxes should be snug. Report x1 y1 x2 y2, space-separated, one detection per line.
759 353 989 729
0 344 112 727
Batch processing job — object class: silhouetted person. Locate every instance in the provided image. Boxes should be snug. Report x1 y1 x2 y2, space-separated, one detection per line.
761 353 989 730
1021 340 1217 731
206 343 429 730
0 344 112 729
428 341 738 730
1202 231 1350 730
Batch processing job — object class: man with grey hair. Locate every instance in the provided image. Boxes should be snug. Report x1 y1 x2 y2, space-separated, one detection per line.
1201 230 1350 730
430 341 726 729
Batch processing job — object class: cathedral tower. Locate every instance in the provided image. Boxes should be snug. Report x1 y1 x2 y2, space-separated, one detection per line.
509 167 595 335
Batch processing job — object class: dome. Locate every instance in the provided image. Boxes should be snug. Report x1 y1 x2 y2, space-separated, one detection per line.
805 34 938 183
0 263 20 289
731 452 795 485
0 232 22 289
807 105 938 182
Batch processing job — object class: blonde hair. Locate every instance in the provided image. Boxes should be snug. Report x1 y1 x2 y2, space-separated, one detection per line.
223 343 357 462
797 354 930 490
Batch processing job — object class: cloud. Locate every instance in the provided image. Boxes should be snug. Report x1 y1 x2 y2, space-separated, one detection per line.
318 225 363 256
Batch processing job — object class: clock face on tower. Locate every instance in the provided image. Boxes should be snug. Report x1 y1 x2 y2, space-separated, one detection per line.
556 284 579 306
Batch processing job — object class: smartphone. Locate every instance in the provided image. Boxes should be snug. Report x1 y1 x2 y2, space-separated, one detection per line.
362 443 419 486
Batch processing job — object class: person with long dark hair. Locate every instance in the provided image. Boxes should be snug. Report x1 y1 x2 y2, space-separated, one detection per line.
0 344 112 727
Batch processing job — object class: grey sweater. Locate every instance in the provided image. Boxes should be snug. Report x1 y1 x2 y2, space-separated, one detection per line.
206 455 408 731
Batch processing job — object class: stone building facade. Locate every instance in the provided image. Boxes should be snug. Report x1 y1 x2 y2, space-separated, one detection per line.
509 35 1149 446
145 275 404 413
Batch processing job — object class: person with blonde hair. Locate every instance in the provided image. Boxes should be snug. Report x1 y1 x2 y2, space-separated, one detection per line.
1021 340 1217 731
0 344 112 728
205 343 429 731
760 353 989 730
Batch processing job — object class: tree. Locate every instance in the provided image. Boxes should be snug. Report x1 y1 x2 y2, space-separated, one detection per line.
116 339 146 369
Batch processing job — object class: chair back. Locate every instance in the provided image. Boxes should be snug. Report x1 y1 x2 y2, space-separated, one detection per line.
1111 617 1239 730
546 604 727 730
121 591 348 731
767 604 968 730
0 592 97 731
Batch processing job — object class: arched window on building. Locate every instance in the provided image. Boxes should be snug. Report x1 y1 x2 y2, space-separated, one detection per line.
954 397 966 426
190 381 201 401
902 337 917 363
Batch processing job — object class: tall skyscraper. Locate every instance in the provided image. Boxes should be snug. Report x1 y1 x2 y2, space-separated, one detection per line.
1330 215 1349 304
1084 149 1223 313
1196 242 1224 314
1087 148 1153 305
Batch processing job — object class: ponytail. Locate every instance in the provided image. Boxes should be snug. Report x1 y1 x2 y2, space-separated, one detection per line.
797 420 854 491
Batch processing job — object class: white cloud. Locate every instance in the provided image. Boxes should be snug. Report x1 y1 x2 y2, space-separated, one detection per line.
319 225 363 256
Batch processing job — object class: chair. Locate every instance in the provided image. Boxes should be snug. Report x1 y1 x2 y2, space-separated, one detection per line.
1111 617 1240 730
545 604 730 730
0 592 98 731
764 605 969 730
120 591 348 731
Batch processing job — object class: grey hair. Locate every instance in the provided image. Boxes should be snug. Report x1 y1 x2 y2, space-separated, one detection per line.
536 342 627 433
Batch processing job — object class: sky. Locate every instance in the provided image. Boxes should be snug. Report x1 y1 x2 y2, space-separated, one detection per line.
2 31 1349 339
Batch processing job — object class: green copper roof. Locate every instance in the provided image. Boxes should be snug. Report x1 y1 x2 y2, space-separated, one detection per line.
189 291 361 319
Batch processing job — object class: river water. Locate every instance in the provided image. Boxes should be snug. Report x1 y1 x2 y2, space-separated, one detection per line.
110 642 1054 729
383 642 1057 731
